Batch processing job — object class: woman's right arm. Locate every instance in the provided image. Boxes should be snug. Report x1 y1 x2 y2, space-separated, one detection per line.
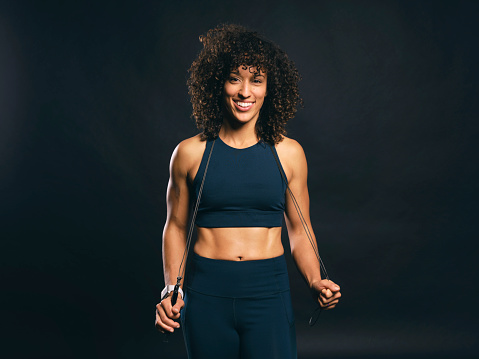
155 142 192 333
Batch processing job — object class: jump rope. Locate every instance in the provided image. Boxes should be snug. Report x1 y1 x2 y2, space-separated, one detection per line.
163 138 331 335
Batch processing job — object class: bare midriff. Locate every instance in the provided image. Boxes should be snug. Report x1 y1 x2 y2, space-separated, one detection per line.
194 227 284 261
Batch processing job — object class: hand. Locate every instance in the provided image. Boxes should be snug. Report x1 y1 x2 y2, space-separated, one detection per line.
311 279 341 310
155 294 185 333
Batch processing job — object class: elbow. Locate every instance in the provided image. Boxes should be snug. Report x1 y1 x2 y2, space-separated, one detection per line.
163 221 187 242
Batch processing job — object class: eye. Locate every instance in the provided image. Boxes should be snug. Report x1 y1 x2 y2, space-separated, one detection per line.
229 76 240 83
253 77 264 84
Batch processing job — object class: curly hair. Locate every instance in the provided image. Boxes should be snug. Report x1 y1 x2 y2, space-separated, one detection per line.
187 24 302 145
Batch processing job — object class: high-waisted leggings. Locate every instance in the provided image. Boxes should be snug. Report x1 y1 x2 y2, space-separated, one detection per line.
181 253 297 359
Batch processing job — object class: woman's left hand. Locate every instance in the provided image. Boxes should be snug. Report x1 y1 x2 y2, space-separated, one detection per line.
311 279 341 310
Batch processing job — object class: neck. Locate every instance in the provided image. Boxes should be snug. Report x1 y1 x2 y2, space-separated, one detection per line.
219 118 259 148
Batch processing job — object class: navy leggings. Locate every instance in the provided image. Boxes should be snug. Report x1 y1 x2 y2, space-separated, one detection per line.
181 253 297 359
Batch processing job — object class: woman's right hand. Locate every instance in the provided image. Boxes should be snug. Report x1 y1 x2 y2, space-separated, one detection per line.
155 294 185 333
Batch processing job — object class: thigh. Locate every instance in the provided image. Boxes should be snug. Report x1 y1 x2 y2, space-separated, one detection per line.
237 291 297 359
182 289 240 359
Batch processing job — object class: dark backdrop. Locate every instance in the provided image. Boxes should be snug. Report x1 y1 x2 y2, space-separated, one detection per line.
1 1 478 358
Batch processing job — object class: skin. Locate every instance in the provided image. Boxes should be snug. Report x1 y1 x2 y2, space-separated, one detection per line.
156 66 341 333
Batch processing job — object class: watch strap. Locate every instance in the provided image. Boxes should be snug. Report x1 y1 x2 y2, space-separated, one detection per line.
161 285 183 300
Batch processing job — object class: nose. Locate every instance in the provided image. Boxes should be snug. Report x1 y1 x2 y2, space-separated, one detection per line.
238 81 251 98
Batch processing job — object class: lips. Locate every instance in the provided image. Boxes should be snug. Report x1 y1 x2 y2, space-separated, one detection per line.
233 101 254 111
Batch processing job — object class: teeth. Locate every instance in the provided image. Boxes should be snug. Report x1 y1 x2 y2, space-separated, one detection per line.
236 102 253 108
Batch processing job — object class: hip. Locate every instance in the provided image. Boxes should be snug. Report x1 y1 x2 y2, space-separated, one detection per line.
186 252 290 298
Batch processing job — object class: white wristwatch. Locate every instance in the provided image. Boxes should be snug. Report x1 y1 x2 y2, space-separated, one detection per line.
161 285 184 300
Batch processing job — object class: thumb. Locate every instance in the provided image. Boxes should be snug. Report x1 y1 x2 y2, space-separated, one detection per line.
323 280 340 292
172 298 184 314
314 279 340 292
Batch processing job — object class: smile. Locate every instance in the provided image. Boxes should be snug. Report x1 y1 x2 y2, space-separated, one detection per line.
234 101 254 111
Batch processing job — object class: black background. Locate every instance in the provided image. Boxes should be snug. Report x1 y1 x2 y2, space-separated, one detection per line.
1 1 478 358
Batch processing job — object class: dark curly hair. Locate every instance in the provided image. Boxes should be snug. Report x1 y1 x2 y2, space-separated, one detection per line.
187 24 302 145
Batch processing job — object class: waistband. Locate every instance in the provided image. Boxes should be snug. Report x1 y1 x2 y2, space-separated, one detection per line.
185 253 290 298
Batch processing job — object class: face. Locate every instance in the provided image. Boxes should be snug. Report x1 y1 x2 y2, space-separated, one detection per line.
222 65 267 125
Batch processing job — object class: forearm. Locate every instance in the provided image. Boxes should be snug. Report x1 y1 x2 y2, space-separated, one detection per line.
290 231 322 288
162 223 187 287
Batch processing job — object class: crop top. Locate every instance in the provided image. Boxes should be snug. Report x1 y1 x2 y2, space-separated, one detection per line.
192 137 288 228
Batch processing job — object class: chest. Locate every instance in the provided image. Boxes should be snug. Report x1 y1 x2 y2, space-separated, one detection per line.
194 142 286 212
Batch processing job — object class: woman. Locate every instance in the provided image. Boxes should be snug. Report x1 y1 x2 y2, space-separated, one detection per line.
156 24 341 359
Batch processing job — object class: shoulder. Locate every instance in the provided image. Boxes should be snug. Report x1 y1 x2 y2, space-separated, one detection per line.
274 136 308 181
170 134 207 173
175 134 206 157
275 136 306 163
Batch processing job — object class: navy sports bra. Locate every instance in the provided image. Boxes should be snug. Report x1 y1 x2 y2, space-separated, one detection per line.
192 137 288 228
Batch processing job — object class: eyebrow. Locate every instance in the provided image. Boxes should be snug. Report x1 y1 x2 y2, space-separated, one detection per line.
229 71 265 77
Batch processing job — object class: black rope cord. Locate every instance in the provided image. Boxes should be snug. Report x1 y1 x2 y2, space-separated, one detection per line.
166 139 330 330
268 145 330 326
173 139 216 303
162 140 216 343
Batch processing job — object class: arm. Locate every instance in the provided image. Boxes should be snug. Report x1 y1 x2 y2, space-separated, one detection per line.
279 139 341 309
162 143 191 292
155 142 192 333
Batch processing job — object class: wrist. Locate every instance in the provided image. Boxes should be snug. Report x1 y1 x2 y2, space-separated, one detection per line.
309 278 323 290
161 285 184 300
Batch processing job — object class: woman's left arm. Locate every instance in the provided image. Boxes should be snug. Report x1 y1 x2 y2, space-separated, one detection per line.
278 139 341 310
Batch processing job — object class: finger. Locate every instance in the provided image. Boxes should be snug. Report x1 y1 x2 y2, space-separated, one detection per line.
321 288 333 299
158 306 180 329
171 298 185 318
322 280 340 293
325 291 341 301
320 290 341 300
318 291 341 305
327 280 340 291
318 293 340 305
312 279 340 294
322 303 337 310
155 309 174 333
156 310 178 332
156 306 180 331
159 299 178 320
319 299 339 309
155 309 168 333
318 295 330 305
155 306 172 332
